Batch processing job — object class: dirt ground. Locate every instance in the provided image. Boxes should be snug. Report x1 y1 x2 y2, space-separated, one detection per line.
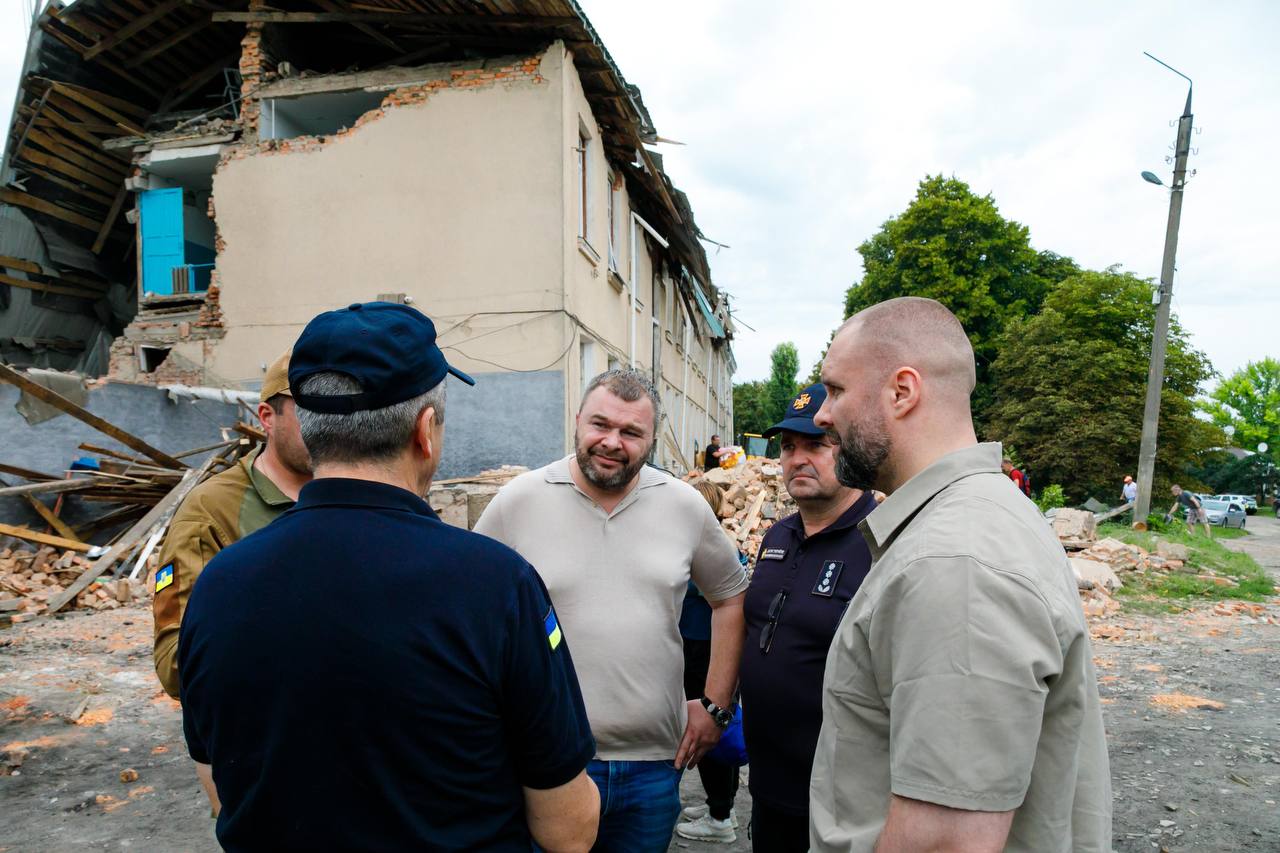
2 520 1277 852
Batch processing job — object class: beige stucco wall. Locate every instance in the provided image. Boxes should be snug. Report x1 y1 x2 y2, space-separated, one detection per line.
208 49 569 387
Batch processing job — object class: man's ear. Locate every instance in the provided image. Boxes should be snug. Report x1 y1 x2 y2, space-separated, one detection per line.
415 406 437 461
887 366 923 420
257 402 275 438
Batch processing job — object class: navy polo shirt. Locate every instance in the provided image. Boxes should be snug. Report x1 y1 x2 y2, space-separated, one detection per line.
740 490 876 815
179 478 595 852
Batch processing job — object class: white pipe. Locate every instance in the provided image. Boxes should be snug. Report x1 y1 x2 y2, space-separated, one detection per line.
706 344 714 441
680 308 690 465
628 212 668 369
161 384 259 405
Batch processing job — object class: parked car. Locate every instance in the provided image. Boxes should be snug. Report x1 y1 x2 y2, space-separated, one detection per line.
1215 494 1258 514
1201 499 1247 529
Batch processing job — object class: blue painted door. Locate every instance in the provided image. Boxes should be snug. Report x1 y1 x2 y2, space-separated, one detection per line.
140 188 184 296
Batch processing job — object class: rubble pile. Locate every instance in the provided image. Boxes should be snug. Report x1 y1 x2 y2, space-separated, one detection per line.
427 466 529 530
1 546 149 620
686 459 796 564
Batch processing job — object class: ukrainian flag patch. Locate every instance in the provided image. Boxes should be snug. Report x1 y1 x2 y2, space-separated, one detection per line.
544 607 562 651
155 563 174 593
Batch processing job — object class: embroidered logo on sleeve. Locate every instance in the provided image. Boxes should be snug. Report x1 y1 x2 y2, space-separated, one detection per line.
544 607 563 651
155 563 174 593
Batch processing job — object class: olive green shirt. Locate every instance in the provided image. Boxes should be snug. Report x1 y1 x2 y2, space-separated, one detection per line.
152 447 293 698
809 443 1112 852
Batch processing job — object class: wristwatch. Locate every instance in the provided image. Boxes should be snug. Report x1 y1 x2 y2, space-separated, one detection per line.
699 697 735 729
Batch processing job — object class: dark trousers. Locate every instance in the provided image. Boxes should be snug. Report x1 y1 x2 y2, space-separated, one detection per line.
681 638 740 821
750 799 809 853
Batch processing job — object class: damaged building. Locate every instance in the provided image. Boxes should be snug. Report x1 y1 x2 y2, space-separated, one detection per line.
1 0 736 477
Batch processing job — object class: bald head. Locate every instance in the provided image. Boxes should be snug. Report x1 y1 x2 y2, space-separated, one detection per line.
814 297 980 493
833 297 976 400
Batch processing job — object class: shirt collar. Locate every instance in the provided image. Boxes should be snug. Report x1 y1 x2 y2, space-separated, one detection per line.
243 445 295 508
294 477 438 519
860 442 1002 557
780 488 877 538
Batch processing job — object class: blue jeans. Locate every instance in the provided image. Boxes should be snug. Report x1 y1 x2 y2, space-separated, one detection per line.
587 759 683 853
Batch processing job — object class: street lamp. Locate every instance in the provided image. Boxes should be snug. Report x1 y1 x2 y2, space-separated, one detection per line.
1141 171 1165 186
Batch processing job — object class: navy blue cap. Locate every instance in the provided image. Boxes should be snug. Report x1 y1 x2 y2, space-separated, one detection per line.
762 383 828 438
289 302 474 414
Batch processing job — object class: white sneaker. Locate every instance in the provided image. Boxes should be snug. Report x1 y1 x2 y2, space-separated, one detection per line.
676 815 737 843
681 804 709 821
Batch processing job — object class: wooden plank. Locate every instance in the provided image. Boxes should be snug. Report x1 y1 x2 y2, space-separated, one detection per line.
0 522 91 553
30 118 127 170
314 0 401 51
0 462 57 481
124 16 210 68
0 188 103 232
47 459 213 614
84 0 192 60
52 80 151 120
45 97 132 139
738 490 768 545
0 254 42 275
211 11 578 26
160 52 238 112
16 145 120 195
0 479 97 499
25 128 127 182
25 495 84 543
49 83 147 136
0 363 186 469
93 185 130 255
20 166 116 208
78 443 147 464
0 272 103 301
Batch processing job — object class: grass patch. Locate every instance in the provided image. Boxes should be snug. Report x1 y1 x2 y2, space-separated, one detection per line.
1256 505 1276 519
1096 522 1276 603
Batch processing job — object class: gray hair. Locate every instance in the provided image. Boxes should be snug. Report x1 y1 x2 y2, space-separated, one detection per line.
295 372 446 465
581 367 663 433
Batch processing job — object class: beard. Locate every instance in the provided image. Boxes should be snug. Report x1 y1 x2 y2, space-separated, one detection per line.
828 411 891 491
575 437 648 492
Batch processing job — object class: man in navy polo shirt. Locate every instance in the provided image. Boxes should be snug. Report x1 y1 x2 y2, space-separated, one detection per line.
179 303 600 852
740 384 876 852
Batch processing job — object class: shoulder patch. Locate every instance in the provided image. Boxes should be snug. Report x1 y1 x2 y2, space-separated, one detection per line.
760 547 788 561
544 607 563 651
155 563 174 593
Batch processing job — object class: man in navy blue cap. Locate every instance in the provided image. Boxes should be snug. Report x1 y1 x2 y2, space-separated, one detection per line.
738 383 876 852
179 302 600 852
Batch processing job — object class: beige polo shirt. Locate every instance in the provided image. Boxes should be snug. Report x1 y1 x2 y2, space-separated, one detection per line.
810 443 1112 852
474 456 748 760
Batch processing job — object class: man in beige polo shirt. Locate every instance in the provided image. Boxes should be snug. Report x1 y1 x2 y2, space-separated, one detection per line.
476 368 747 852
809 297 1111 852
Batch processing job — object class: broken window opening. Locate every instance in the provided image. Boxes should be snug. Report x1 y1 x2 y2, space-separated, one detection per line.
261 90 386 140
138 345 171 374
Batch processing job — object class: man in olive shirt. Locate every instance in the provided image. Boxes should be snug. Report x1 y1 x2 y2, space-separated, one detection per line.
152 351 311 811
810 297 1111 852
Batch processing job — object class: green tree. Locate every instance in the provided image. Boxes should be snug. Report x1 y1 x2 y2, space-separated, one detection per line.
1199 358 1280 453
732 380 771 440
842 175 1078 419
986 268 1219 503
765 342 800 426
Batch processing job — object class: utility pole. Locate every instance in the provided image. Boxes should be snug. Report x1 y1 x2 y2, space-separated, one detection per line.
1133 54 1194 527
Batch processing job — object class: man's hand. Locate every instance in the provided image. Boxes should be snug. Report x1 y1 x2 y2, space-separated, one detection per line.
675 699 723 769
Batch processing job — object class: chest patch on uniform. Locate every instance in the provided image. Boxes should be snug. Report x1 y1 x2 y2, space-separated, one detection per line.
812 561 844 597
760 547 788 561
155 563 174 593
544 607 563 651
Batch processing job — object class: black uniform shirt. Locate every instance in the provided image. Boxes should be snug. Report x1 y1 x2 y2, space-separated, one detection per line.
740 489 876 815
180 477 595 852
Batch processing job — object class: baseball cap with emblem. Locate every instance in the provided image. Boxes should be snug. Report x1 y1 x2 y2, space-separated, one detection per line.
762 383 828 438
289 302 475 414
260 350 293 401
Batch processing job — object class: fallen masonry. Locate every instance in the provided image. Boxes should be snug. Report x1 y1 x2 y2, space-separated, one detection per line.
684 458 796 567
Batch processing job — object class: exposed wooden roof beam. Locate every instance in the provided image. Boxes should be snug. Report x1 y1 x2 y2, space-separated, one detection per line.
84 0 192 60
0 187 103 231
211 11 578 26
124 17 212 68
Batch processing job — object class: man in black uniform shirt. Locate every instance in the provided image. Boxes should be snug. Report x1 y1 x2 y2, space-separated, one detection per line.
740 384 876 852
704 434 723 472
179 303 600 852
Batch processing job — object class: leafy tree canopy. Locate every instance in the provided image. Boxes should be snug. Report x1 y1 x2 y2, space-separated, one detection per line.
985 269 1218 503
765 342 800 426
842 175 1079 419
732 380 771 441
1199 357 1280 454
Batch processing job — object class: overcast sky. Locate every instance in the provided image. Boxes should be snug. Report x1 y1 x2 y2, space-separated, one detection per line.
4 1 1277 385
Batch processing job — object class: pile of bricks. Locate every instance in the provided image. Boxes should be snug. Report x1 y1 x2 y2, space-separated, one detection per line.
686 459 796 565
0 547 148 623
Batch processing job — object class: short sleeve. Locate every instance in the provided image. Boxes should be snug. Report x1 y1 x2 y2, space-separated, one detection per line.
872 557 1063 812
690 500 748 602
182 703 209 764
153 518 220 698
501 564 596 790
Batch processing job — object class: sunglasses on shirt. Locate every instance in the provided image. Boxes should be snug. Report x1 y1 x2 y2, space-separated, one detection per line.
759 589 789 654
